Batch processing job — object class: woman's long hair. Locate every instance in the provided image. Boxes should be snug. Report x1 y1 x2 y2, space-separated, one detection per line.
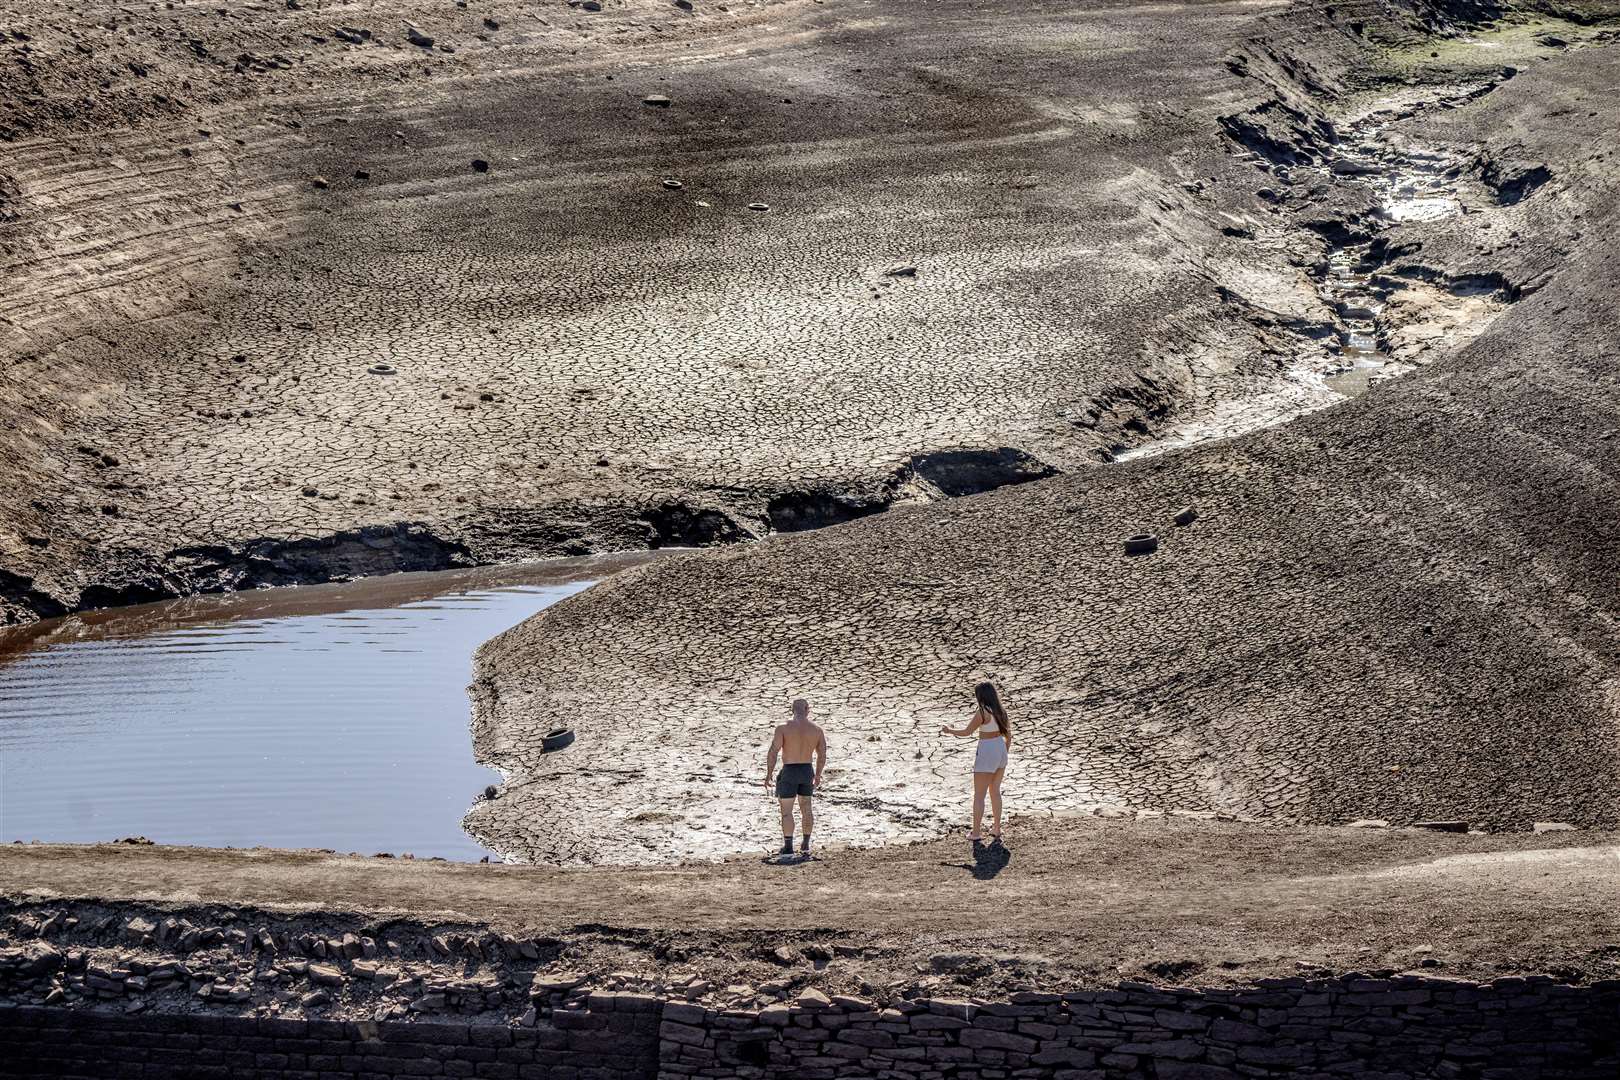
974 681 1010 738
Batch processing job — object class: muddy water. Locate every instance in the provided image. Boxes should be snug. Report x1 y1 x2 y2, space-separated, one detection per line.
0 553 665 859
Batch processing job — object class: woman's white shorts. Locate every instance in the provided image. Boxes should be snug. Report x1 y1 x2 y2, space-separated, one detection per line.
974 736 1007 774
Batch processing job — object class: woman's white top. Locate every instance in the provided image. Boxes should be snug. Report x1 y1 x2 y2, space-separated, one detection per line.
977 710 1001 736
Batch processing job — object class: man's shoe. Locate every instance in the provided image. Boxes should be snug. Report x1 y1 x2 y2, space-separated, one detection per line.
799 836 812 855
778 839 794 856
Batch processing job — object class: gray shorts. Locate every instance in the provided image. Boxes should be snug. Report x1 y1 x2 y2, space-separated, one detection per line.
775 763 815 798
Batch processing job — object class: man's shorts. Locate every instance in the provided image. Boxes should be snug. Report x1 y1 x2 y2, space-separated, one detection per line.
775 763 816 798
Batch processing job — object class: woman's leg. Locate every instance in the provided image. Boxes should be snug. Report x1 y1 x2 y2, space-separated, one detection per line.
971 771 990 839
988 768 1005 836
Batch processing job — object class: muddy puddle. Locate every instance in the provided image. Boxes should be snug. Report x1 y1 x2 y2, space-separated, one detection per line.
1118 80 1510 461
0 552 666 859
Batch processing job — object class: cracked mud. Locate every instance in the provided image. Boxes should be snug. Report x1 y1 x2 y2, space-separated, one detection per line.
467 8 1620 865
5 0 1620 878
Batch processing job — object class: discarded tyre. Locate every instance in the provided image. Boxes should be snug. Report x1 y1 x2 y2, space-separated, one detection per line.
1172 506 1198 527
541 727 575 753
369 364 396 375
1123 533 1158 556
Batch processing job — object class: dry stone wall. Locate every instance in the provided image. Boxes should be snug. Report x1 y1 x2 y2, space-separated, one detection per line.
4 974 1620 1079
657 978 1620 1079
0 996 661 1079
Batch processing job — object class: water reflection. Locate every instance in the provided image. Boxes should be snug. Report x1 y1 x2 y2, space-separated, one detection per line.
0 552 666 860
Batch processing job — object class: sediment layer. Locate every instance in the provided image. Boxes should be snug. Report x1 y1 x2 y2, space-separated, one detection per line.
1 0 1349 622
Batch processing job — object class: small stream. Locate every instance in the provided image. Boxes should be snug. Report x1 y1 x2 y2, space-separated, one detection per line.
0 552 664 859
1118 80 1504 461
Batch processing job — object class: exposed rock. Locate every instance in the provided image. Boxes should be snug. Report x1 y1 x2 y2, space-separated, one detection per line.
307 963 344 985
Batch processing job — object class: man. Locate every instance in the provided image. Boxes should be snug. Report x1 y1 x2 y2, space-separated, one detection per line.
764 698 826 857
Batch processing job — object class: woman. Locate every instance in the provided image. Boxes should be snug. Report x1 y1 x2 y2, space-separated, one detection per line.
940 681 1011 841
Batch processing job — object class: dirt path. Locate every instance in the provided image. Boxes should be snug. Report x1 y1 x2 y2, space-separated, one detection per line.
5 818 1620 990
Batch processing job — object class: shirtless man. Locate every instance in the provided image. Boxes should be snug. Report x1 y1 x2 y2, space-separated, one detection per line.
764 698 827 856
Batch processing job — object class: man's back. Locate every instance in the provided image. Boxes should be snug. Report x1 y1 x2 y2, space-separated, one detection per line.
778 720 824 764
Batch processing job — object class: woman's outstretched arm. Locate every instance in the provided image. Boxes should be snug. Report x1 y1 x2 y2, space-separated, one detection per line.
940 709 982 738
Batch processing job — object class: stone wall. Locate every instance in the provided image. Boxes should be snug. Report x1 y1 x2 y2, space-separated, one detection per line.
0 996 661 1080
4 974 1620 1078
657 977 1620 1080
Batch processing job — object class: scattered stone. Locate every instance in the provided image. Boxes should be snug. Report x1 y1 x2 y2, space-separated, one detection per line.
354 169 370 180
1344 819 1389 828
300 990 331 1008
471 158 490 173
1533 821 1578 833
404 25 434 48
531 971 587 995
1172 505 1198 526
675 0 693 8
1411 820 1469 833
767 945 800 966
310 176 329 189
307 963 344 986
884 265 918 278
643 94 672 108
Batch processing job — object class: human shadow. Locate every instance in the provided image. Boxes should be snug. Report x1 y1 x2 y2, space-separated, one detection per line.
941 838 1012 880
761 852 815 867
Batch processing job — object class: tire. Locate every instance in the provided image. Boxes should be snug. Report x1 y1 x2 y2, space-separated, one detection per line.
1123 533 1159 556
541 728 575 753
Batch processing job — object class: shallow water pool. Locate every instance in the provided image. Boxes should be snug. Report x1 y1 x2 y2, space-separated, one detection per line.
0 552 662 860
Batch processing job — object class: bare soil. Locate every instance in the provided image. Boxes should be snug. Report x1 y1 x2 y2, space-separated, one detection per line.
470 5 1620 863
4 817 1620 999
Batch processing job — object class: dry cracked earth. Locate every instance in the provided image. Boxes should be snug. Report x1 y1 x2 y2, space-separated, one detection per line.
5 0 1620 888
467 3 1620 864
